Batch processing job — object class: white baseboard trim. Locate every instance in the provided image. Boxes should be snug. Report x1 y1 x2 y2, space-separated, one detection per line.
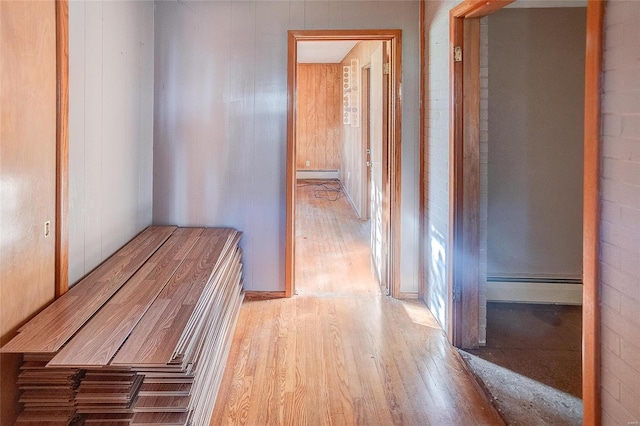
343 186 365 220
486 281 583 305
296 170 339 180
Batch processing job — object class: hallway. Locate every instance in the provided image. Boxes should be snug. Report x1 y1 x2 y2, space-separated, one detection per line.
211 181 504 425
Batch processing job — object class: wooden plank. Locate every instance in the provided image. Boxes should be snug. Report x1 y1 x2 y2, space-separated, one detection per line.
244 291 285 300
131 412 188 425
111 229 236 366
49 228 203 367
138 383 191 397
286 31 297 298
8 230 244 423
1 226 176 353
583 1 605 425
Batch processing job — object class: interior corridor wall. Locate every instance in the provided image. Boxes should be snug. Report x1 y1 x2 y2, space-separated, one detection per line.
421 0 457 328
68 1 155 285
599 0 640 422
296 64 342 172
340 40 383 219
152 1 420 293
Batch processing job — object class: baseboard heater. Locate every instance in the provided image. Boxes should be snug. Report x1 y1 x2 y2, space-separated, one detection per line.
296 169 339 180
486 275 583 305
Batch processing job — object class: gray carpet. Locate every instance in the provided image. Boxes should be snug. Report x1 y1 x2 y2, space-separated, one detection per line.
460 303 583 425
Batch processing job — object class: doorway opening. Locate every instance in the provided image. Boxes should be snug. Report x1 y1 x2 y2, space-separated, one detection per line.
444 0 604 424
286 30 402 299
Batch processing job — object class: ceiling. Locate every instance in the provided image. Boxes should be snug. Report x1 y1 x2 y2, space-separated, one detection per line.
505 0 587 7
297 41 358 64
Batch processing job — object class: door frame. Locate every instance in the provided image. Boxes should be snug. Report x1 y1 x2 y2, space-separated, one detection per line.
286 30 403 298
56 0 69 298
446 0 605 424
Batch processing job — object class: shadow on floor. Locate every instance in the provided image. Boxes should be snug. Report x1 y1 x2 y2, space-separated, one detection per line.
460 302 583 426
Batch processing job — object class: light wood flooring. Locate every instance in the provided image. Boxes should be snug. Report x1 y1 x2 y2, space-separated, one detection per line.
212 180 504 425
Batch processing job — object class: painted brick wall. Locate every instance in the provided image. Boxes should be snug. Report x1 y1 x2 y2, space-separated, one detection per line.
479 16 488 345
422 0 457 328
600 0 640 424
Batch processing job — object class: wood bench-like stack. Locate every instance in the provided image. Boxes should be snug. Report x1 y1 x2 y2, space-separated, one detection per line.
1 226 244 426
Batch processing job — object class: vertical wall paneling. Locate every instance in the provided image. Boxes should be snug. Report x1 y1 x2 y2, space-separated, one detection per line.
1 1 57 422
68 0 86 288
340 41 383 219
229 0 257 285
296 64 342 172
154 1 420 293
395 1 420 297
253 1 290 290
81 0 104 275
68 0 154 285
199 1 232 228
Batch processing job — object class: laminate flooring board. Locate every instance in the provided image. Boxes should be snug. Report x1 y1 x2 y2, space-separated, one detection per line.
130 261 243 424
175 250 241 366
187 282 243 424
83 413 134 422
138 383 191 397
6 227 245 425
174 245 239 352
49 228 204 367
130 411 188 425
111 229 236 367
1 226 177 353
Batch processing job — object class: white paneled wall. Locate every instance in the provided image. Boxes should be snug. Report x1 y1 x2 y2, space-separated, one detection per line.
68 1 154 285
153 1 420 293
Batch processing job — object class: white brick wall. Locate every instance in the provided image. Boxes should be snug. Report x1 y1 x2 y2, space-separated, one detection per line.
600 0 640 424
479 16 488 346
422 0 457 328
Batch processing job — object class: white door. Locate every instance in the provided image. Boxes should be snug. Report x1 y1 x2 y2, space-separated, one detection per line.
369 44 384 284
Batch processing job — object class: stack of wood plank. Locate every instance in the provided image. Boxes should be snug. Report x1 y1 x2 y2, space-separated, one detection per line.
1 226 244 426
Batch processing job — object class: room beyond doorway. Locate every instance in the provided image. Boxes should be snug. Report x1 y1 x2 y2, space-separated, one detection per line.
285 30 403 299
295 180 381 296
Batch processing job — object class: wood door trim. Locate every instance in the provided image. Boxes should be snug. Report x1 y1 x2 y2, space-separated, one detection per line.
244 291 286 301
461 18 480 349
286 30 403 299
583 1 605 424
418 0 426 301
55 0 69 298
446 0 604 422
448 12 465 348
